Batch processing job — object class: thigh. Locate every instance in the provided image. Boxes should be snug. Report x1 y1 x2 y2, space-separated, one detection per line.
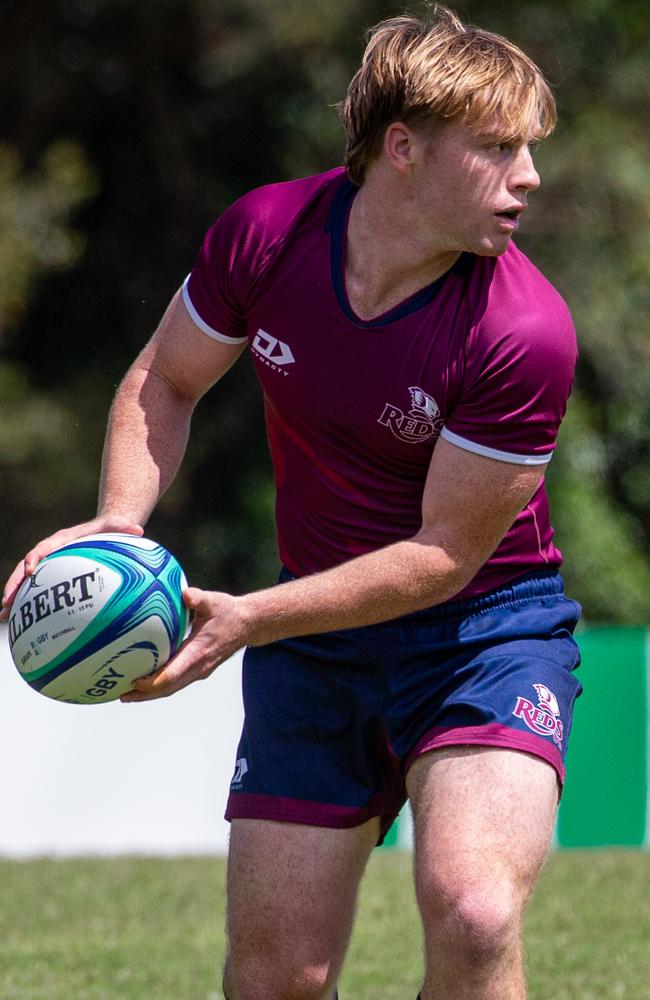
226 817 378 979
407 746 558 905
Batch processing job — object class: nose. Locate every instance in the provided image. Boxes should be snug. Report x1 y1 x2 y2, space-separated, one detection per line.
510 145 540 193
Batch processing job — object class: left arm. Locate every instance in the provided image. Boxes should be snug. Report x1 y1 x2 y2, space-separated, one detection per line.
124 437 544 701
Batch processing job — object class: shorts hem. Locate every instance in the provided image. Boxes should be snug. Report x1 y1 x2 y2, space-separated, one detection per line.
225 792 401 844
405 723 565 783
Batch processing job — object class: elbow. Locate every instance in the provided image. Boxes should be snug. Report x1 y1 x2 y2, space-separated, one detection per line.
413 530 486 603
437 556 478 602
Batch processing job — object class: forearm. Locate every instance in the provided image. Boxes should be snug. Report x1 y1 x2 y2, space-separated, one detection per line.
98 362 194 524
236 443 543 650
240 531 474 646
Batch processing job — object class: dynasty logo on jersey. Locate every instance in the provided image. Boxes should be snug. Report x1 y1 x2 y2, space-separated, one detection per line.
252 329 295 375
378 386 444 444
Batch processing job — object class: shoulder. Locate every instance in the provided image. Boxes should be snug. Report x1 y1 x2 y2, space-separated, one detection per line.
458 242 579 403
214 167 348 252
479 243 576 352
443 245 578 461
184 168 347 340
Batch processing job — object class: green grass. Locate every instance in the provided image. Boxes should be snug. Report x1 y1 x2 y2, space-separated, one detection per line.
0 850 647 999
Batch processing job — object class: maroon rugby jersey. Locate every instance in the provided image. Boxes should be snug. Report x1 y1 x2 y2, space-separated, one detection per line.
183 168 577 601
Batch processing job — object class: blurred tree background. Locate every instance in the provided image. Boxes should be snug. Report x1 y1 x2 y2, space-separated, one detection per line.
1 0 648 622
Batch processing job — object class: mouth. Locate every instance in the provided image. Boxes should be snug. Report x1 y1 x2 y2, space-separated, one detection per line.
494 205 526 231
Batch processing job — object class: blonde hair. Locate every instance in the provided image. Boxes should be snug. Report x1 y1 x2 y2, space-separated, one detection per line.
339 4 557 185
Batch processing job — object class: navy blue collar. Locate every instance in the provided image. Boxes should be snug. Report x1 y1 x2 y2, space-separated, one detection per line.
326 176 472 328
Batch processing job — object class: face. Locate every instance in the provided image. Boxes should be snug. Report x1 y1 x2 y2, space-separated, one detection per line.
393 116 542 258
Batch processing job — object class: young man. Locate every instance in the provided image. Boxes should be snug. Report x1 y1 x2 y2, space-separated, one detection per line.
3 6 582 998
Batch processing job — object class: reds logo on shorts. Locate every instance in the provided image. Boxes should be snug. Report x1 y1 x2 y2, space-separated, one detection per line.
513 683 564 748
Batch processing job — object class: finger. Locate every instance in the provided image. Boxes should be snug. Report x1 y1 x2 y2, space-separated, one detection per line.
23 546 48 576
121 689 161 703
122 656 206 700
1 561 29 616
182 586 211 611
1 534 81 616
132 588 219 691
121 640 233 702
131 669 177 692
131 643 201 692
1 519 145 618
0 594 18 621
1 547 49 617
93 517 145 538
103 516 145 533
44 518 144 550
136 613 205 691
120 675 193 702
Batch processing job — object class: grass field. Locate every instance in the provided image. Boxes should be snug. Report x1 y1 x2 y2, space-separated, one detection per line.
0 850 648 999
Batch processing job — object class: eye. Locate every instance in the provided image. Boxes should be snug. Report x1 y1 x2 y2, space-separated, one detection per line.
487 139 513 153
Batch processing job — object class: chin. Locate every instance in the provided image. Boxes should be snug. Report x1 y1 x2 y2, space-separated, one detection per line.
472 237 512 257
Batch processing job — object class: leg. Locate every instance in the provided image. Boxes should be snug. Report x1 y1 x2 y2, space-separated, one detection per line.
223 816 378 1000
407 746 558 1000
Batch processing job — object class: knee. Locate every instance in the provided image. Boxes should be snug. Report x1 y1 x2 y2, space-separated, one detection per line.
451 887 519 959
419 875 521 963
224 953 333 1000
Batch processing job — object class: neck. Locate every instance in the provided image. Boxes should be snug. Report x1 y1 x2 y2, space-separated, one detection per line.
345 171 460 322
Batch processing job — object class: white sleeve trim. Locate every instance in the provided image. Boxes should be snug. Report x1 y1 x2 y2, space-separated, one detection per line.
181 275 248 345
440 427 553 466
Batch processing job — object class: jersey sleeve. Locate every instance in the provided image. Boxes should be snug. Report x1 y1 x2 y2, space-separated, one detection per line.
441 284 578 466
182 194 267 344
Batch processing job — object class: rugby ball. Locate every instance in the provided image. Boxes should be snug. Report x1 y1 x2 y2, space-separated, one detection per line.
8 533 189 705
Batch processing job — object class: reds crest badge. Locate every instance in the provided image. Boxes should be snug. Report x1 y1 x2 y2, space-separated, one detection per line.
377 386 444 444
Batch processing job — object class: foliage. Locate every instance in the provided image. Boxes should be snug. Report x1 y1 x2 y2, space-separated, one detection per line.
0 138 97 554
0 141 96 330
0 0 648 619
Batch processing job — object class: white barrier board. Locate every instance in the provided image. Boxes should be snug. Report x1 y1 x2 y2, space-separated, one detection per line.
0 625 243 856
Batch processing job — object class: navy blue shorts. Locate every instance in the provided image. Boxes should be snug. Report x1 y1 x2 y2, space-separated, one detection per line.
225 570 582 842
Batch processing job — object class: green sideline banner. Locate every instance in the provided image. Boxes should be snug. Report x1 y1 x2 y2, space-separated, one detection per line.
557 627 648 848
383 628 649 849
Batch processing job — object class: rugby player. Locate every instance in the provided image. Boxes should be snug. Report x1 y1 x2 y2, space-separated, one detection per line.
3 6 582 998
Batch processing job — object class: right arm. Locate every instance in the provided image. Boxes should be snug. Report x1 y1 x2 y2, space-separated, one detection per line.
98 287 246 524
1 290 246 617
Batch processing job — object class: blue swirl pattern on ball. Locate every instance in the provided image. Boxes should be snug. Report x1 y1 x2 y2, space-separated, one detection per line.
21 536 188 692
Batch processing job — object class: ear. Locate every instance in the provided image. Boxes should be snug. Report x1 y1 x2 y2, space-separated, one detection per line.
383 121 419 175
